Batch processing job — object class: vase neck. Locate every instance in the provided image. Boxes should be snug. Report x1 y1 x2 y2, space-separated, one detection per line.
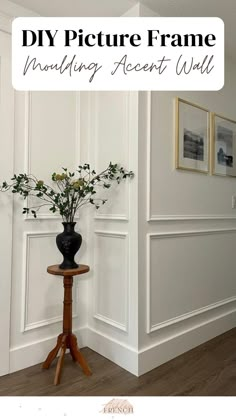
62 222 76 233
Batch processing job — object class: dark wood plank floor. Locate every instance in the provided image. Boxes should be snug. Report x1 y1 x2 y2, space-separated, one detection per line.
1 328 236 396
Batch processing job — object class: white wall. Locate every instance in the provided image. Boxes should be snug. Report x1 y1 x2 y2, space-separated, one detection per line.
81 91 140 375
2 0 236 378
0 3 91 373
0 30 14 376
10 90 90 373
138 55 236 374
0 0 140 376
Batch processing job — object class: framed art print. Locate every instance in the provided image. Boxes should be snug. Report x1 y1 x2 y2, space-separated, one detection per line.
212 113 236 177
175 98 210 173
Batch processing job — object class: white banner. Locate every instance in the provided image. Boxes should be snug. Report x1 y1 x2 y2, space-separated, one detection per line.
1 396 236 419
12 17 224 91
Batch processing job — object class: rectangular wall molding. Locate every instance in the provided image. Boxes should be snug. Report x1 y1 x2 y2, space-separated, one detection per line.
147 228 236 333
90 92 131 222
93 230 129 332
24 91 81 220
21 231 77 333
146 91 236 222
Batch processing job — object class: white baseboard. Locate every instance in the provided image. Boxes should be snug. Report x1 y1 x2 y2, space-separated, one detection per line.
9 309 236 377
9 327 87 374
86 327 139 376
138 309 236 376
86 299 236 377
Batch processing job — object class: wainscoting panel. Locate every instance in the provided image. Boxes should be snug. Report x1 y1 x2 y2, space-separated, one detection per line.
25 91 80 219
94 231 129 331
91 92 131 221
21 232 76 333
147 229 236 333
146 91 236 221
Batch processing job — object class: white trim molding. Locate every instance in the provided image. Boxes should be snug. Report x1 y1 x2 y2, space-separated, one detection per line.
150 295 236 333
91 91 131 222
146 90 152 223
23 312 78 333
94 213 129 221
10 326 87 373
148 214 236 222
0 0 38 20
24 92 81 220
146 228 236 333
93 230 129 332
87 327 138 376
21 231 78 333
0 0 38 34
139 308 236 376
0 12 12 33
93 314 127 332
146 91 236 222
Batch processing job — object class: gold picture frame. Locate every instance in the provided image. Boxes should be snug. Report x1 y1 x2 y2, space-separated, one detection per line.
211 113 236 177
175 97 210 174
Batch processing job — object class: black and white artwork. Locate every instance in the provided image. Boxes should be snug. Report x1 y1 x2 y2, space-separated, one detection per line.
216 126 233 167
213 115 236 177
183 129 204 161
176 98 209 173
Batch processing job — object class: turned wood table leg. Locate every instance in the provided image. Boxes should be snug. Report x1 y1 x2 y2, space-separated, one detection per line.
69 334 92 376
42 265 92 385
42 334 63 369
54 336 66 385
64 275 91 376
63 276 73 335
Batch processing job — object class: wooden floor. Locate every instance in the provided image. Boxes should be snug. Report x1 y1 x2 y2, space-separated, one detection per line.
1 328 236 396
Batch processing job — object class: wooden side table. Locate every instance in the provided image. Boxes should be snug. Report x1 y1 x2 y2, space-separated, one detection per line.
42 264 92 385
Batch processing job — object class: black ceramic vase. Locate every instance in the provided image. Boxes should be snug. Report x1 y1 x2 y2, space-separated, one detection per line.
56 222 82 269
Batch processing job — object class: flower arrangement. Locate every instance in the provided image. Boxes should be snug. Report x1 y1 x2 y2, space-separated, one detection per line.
0 163 134 222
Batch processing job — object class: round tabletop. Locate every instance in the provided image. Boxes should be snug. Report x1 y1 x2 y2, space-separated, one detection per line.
47 264 90 276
